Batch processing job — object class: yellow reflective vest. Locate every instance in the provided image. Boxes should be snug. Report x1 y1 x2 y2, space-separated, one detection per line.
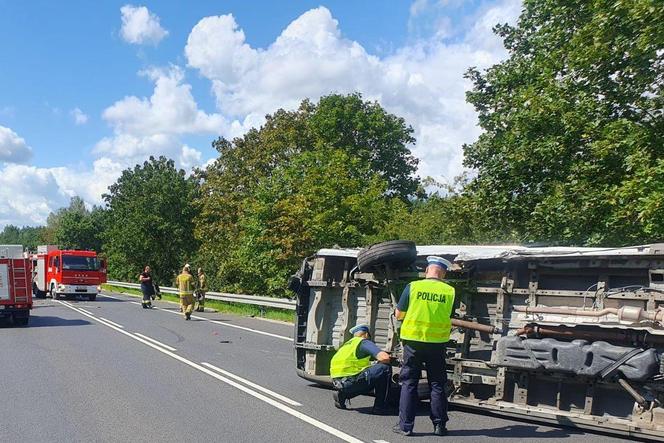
176 273 195 296
330 337 371 378
400 279 455 343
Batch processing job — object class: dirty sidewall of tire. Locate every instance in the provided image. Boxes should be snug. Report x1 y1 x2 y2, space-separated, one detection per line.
357 240 417 272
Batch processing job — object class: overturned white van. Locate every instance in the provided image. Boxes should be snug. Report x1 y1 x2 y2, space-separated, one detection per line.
290 241 664 440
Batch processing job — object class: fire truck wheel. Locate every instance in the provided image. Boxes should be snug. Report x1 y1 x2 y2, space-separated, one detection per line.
88 294 96 302
13 315 29 327
51 285 60 300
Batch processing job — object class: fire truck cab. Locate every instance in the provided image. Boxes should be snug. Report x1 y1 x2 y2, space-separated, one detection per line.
32 245 107 301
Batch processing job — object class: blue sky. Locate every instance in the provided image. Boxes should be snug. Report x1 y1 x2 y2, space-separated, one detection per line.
0 0 521 227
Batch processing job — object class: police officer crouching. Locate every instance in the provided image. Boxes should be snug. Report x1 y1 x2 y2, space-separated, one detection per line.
329 324 392 415
393 256 455 437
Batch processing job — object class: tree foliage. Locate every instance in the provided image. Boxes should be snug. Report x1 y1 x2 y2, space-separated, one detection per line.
0 225 46 251
196 94 419 296
45 197 106 251
463 0 663 245
103 156 199 284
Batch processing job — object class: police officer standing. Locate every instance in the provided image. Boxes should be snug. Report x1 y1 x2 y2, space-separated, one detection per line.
329 324 392 415
393 256 455 437
176 264 196 320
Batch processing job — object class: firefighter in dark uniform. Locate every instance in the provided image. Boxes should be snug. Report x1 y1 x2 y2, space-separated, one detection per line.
393 256 455 437
138 265 154 309
329 324 392 415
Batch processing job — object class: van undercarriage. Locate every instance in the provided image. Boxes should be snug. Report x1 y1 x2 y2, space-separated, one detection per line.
291 243 664 440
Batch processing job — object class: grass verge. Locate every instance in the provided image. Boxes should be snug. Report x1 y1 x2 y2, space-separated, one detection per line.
101 284 295 324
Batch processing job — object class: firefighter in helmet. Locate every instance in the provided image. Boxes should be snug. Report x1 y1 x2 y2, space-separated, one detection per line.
176 264 196 320
195 267 207 312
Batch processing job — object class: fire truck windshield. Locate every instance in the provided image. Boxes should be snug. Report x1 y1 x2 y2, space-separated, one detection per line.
62 255 99 271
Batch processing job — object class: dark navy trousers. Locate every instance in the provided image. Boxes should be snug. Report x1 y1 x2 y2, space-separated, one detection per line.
333 363 391 408
398 341 448 432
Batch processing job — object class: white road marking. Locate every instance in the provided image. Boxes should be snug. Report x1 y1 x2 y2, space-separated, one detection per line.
55 300 364 443
100 294 122 301
373 440 391 443
134 333 177 351
104 292 292 341
78 308 94 316
155 306 292 341
99 317 125 329
201 362 301 406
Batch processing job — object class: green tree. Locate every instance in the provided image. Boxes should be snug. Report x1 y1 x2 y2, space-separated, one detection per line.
225 149 405 296
463 0 663 245
196 94 418 296
0 225 46 251
45 197 105 251
103 156 199 284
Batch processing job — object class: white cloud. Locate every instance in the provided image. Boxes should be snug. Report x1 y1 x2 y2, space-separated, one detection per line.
70 107 89 125
101 66 225 140
185 2 521 184
0 164 68 226
0 125 32 164
97 66 223 169
1 2 523 228
179 145 202 170
120 4 168 45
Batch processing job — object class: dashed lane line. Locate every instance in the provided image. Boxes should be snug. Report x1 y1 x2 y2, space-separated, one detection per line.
201 362 301 407
158 307 292 341
100 294 122 301
102 294 292 342
99 317 125 329
55 300 364 443
134 333 177 352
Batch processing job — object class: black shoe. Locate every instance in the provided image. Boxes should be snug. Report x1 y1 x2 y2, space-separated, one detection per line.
333 390 347 409
392 424 412 437
433 423 448 436
142 304 147 309
371 405 391 415
185 312 191 320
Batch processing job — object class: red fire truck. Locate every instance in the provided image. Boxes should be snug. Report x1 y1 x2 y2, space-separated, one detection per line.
0 245 32 326
32 245 107 301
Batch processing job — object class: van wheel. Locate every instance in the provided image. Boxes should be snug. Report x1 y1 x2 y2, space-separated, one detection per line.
357 240 417 272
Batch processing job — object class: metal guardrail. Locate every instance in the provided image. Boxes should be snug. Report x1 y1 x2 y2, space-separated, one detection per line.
106 280 296 311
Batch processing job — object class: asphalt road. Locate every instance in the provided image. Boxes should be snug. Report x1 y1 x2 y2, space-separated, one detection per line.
0 292 640 443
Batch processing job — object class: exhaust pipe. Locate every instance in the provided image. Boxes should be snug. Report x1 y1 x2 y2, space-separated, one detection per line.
452 318 500 334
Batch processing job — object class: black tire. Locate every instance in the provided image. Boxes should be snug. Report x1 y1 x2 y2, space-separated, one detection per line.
357 240 417 272
51 285 60 300
33 284 46 299
13 315 29 327
88 294 96 302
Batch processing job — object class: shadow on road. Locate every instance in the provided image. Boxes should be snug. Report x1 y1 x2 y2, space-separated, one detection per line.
446 424 576 439
20 316 91 328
